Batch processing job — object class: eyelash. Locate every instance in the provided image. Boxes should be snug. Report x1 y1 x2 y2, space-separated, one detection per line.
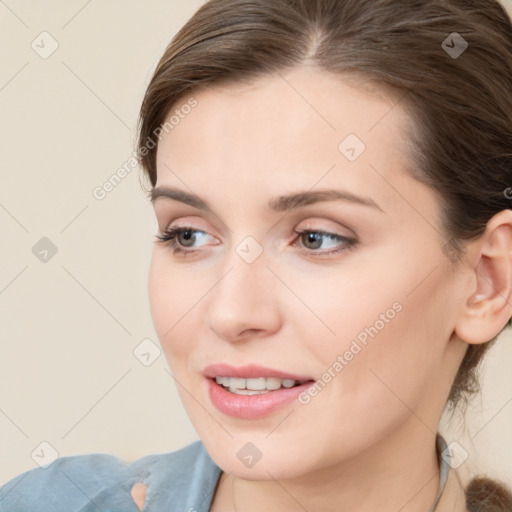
154 226 357 258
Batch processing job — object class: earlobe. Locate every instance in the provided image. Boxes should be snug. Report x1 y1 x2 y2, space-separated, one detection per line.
454 210 512 345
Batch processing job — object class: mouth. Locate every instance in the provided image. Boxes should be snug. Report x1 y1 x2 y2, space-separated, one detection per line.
204 364 316 419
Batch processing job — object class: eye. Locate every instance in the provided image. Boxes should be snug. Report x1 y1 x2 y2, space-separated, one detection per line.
294 229 357 256
155 226 215 255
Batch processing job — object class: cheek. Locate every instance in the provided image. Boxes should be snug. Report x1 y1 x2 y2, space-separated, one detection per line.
293 239 447 376
274 264 452 469
306 255 451 420
148 252 172 335
147 252 200 361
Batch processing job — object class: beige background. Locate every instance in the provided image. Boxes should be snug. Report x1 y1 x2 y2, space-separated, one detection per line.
1 0 511 485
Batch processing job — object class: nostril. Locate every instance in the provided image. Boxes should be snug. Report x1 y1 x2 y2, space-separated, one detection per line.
130 482 147 511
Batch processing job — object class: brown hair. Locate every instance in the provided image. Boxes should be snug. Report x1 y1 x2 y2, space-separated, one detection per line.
136 0 512 509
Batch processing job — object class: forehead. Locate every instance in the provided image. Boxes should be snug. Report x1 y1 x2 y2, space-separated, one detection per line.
154 65 435 222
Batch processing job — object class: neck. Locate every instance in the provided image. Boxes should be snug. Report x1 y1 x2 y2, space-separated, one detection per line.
212 423 441 512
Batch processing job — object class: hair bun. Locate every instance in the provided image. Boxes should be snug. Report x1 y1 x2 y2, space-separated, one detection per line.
466 476 512 512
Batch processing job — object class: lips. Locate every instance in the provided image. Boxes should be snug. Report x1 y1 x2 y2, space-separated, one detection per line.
203 363 313 381
204 363 315 419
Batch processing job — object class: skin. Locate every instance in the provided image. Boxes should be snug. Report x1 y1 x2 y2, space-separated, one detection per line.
140 65 512 512
130 483 146 510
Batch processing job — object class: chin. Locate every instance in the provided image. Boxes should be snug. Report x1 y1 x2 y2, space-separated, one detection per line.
199 433 320 481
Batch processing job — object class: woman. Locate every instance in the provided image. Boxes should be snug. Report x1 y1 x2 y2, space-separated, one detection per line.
1 0 512 510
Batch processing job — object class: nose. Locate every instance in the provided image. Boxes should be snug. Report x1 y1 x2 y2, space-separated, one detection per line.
205 246 282 343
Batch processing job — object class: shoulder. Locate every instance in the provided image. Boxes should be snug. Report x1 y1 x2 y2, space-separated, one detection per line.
0 440 222 512
0 451 131 512
128 440 223 510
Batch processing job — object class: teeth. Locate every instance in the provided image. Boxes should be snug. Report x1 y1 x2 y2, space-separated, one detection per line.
231 377 246 389
214 376 301 393
215 376 228 387
228 387 268 395
265 377 282 390
246 377 266 390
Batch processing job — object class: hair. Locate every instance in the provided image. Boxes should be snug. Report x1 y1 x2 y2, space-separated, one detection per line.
136 0 512 509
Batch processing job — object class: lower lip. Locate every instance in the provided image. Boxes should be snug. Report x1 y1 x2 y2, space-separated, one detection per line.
207 378 313 419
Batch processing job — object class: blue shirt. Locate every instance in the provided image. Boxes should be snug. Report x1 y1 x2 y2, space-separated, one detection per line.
0 435 460 511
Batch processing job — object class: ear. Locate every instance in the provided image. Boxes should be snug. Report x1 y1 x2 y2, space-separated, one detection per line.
454 209 512 345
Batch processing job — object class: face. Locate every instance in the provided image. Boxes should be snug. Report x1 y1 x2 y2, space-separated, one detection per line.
148 65 468 480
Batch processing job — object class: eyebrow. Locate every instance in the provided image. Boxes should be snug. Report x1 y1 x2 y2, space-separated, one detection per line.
150 186 384 213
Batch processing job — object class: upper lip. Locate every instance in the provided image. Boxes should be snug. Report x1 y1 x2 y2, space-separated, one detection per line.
204 363 314 381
